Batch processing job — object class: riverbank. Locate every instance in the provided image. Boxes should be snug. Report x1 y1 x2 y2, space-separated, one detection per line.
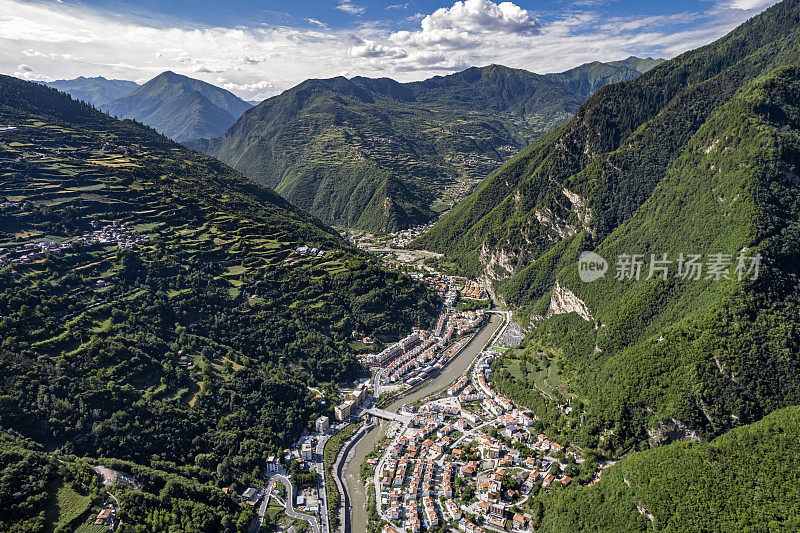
342 312 505 532
323 422 359 530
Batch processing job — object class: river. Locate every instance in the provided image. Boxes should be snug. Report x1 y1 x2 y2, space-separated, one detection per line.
343 312 504 532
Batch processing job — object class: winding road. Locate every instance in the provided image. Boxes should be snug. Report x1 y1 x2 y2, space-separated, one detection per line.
272 474 321 533
252 473 321 533
314 435 331 533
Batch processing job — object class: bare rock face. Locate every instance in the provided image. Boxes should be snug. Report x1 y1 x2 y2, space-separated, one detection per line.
635 503 655 525
478 242 515 280
534 206 577 241
546 280 593 321
477 242 520 303
647 417 700 445
561 187 595 237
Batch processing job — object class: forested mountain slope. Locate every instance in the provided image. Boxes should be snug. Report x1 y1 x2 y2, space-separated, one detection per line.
101 71 252 142
192 58 660 233
0 75 437 531
538 406 800 531
420 0 800 452
0 432 254 533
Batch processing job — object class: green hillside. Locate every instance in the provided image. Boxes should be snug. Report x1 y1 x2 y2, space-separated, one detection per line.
193 59 661 233
0 74 437 530
0 432 254 533
419 0 800 452
537 405 800 532
101 71 252 142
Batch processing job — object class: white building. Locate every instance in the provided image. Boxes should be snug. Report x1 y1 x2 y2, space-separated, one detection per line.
316 416 330 433
301 442 314 462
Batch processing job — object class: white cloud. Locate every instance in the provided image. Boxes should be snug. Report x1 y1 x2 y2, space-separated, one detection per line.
21 48 82 62
395 50 467 71
727 0 775 10
389 0 540 50
222 79 277 99
21 49 46 58
0 0 782 100
13 63 39 80
421 0 540 34
348 38 408 59
336 2 365 15
0 0 352 99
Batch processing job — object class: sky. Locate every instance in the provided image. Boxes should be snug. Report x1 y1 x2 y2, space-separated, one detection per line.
0 0 781 101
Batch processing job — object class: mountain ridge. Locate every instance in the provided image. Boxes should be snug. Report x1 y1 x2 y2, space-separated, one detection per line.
192 58 662 233
418 0 800 453
0 74 437 532
42 75 139 107
101 71 252 142
538 405 800 530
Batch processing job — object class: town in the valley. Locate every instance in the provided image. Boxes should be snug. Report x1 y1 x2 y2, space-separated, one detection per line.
236 240 598 533
365 340 581 533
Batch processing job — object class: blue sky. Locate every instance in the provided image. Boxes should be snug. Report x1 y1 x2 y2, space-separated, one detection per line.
0 0 780 99
45 0 744 29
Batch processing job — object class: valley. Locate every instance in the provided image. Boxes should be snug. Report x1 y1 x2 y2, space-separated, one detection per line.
0 76 437 533
4 0 800 532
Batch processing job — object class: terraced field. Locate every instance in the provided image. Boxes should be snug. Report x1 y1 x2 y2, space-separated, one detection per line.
43 480 95 533
0 77 439 503
198 60 661 233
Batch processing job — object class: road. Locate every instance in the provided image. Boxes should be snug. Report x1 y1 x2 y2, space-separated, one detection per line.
272 474 321 533
359 246 442 260
107 492 122 531
385 312 505 411
314 435 331 533
372 368 384 399
331 438 350 533
251 480 275 533
371 311 508 524
252 472 321 533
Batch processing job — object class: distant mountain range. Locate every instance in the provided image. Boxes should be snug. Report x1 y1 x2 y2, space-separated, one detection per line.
43 71 254 143
100 71 253 142
190 57 662 233
43 76 139 106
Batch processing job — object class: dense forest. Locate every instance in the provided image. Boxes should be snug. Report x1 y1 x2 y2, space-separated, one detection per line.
0 432 253 533
419 0 800 454
417 0 800 279
537 406 800 531
0 75 438 530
